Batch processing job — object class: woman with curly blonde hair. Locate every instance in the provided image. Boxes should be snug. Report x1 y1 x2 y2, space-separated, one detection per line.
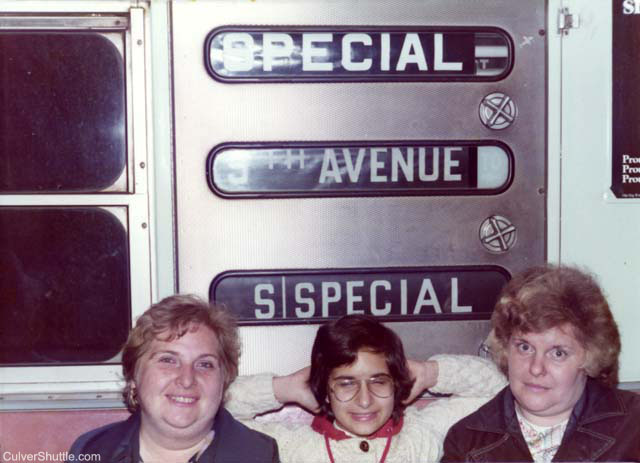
442 265 640 462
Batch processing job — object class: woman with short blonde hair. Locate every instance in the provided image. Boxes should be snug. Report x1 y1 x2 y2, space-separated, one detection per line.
488 265 620 386
442 265 640 462
121 295 240 412
68 295 278 463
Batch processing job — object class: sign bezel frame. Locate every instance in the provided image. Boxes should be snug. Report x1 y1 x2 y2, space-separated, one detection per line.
204 25 514 83
209 265 511 325
206 139 515 198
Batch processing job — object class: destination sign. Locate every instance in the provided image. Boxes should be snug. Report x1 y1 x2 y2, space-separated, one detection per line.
205 27 512 82
207 141 512 198
210 266 510 325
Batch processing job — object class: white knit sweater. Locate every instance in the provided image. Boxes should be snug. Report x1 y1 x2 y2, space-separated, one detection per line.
225 355 507 463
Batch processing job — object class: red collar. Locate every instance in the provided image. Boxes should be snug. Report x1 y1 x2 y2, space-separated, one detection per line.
311 414 404 441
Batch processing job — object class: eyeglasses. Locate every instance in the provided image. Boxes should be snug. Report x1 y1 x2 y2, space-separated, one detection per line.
329 374 394 402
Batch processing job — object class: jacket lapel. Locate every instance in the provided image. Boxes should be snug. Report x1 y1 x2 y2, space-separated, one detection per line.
80 412 140 463
456 380 630 462
201 407 230 462
110 414 140 463
553 379 625 461
553 426 615 461
464 387 533 462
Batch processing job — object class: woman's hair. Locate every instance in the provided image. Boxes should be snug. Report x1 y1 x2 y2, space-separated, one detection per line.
121 294 240 412
488 264 620 387
309 315 415 422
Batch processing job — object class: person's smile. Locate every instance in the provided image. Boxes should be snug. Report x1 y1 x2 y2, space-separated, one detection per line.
167 393 199 405
349 411 379 421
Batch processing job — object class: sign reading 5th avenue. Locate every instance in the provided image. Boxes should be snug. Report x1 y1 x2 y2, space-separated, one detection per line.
205 27 512 82
207 141 512 198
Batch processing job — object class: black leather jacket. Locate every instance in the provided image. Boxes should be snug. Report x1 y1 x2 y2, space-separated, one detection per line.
442 378 640 462
67 407 279 463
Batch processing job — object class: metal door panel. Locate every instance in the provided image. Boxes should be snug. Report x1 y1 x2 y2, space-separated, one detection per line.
171 0 546 373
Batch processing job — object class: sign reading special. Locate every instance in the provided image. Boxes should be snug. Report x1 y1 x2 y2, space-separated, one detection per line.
210 266 510 325
205 26 513 82
207 141 512 198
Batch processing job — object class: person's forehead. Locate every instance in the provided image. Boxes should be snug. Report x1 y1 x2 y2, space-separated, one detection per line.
512 323 581 346
148 324 221 355
331 350 390 378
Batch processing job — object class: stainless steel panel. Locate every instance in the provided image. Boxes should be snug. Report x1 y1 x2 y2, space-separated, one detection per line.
171 0 546 374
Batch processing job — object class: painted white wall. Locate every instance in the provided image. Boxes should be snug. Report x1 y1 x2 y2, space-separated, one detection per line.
558 0 640 383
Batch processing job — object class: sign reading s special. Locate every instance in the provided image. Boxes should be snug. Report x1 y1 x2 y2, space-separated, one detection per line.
207 141 513 198
210 267 510 325
205 26 513 82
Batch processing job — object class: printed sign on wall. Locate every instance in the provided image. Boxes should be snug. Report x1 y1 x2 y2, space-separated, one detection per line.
612 0 640 198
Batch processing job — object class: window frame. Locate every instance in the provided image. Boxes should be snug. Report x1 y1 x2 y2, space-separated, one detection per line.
0 3 153 408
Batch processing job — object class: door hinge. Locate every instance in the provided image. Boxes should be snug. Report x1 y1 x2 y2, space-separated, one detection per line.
558 7 580 35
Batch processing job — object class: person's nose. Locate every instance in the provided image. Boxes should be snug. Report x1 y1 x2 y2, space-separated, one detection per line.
529 353 546 377
355 381 372 408
176 363 195 388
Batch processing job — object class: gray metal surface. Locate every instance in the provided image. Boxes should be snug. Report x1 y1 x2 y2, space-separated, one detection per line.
171 0 546 374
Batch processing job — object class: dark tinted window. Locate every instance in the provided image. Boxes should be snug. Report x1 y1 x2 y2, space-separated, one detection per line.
0 207 130 364
0 33 126 193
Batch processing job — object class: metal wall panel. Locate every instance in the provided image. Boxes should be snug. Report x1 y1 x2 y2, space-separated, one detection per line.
171 0 546 374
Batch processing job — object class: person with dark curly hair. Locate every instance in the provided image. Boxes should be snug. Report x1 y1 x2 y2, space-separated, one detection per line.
442 265 640 462
67 295 278 462
226 314 505 463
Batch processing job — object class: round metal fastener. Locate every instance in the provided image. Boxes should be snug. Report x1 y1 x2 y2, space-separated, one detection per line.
359 441 369 452
479 92 517 130
479 215 517 253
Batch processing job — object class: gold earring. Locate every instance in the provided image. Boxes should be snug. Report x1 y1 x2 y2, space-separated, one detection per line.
129 384 138 408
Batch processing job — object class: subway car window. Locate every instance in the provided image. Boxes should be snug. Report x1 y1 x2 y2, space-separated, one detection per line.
0 207 130 365
0 32 126 193
0 7 151 392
